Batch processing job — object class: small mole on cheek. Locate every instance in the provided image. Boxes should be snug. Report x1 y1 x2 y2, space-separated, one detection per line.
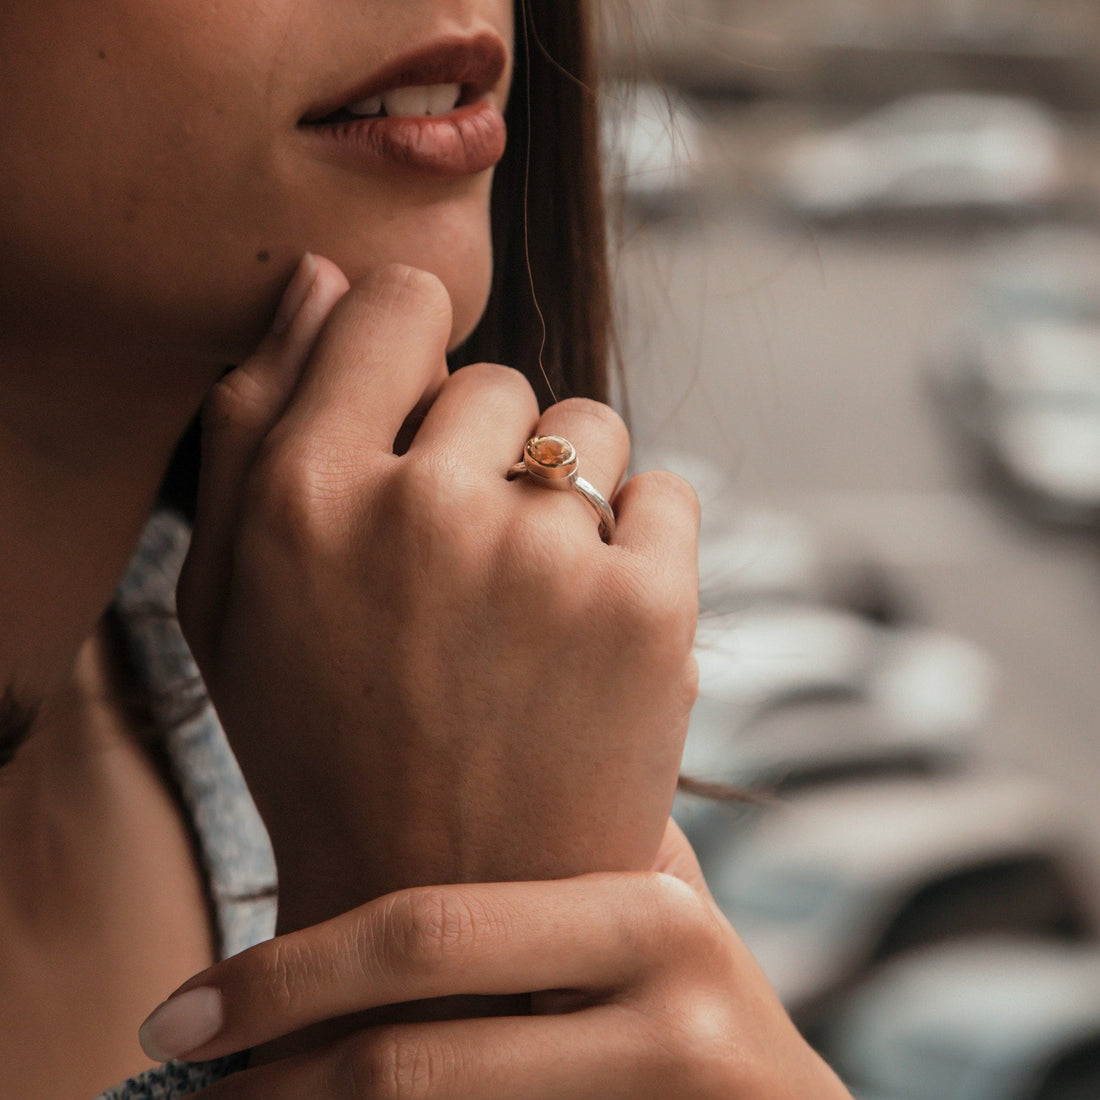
97 49 107 60
256 250 271 264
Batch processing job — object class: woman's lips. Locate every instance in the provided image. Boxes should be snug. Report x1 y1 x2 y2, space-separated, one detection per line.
301 100 507 179
300 32 509 179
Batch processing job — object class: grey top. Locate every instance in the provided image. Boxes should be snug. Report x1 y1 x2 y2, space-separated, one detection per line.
97 513 278 1099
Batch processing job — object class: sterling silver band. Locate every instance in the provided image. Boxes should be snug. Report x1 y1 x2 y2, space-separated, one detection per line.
570 474 616 542
506 435 616 542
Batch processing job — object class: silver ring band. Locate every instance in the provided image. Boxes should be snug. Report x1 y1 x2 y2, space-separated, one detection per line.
570 474 616 542
506 435 616 542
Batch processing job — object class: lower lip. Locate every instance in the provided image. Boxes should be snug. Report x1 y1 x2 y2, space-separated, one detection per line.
301 100 507 179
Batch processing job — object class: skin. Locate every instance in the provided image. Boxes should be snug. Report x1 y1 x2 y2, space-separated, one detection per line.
0 0 853 1096
0 0 512 708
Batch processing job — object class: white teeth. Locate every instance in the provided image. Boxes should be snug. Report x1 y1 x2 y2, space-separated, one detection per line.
425 83 462 115
381 86 430 118
342 83 462 120
376 83 461 118
346 94 383 117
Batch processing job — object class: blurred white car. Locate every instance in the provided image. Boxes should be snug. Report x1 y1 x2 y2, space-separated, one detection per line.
696 508 904 624
773 93 1066 220
682 612 995 795
602 82 702 212
928 232 1100 524
698 508 833 613
971 318 1100 517
827 938 1100 1100
697 773 1098 1028
692 605 880 715
965 230 1100 329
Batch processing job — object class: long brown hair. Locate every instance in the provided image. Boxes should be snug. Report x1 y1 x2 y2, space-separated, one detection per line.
159 0 610 515
456 0 610 407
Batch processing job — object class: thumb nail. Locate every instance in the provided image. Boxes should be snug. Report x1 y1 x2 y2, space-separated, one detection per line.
271 252 318 335
138 986 224 1063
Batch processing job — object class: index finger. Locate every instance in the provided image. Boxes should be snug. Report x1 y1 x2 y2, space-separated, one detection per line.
137 873 712 1064
269 263 453 460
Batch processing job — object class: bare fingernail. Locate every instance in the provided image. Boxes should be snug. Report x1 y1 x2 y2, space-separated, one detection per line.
139 987 223 1063
271 252 318 335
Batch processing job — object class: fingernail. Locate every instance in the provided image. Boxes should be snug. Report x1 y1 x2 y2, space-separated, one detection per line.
271 252 318 335
139 987 224 1063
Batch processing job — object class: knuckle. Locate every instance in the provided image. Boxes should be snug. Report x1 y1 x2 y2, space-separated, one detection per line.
639 873 717 958
376 457 485 553
390 453 469 513
641 995 740 1097
235 936 316 1023
383 887 481 977
547 397 627 442
257 939 301 1015
453 360 531 393
202 366 270 435
613 560 698 657
339 1028 455 1099
442 363 539 436
499 509 588 588
242 431 359 556
635 467 701 519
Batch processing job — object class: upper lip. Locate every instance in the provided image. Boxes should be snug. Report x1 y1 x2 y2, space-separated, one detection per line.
300 31 508 124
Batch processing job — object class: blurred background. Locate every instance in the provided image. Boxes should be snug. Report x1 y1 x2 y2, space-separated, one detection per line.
599 2 1100 1097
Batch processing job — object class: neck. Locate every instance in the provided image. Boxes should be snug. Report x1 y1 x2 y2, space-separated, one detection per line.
0 323 223 1095
0 327 225 1095
0 329 215 706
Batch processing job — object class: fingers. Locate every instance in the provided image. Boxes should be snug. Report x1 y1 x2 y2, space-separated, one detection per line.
180 261 453 655
179 254 350 655
271 263 453 459
487 397 628 545
197 1011 667 1100
139 873 712 1064
407 362 540 474
613 468 700 566
535 398 630 506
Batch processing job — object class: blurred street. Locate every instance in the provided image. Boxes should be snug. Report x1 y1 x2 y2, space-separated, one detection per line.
615 105 1100 885
601 7 1100 1087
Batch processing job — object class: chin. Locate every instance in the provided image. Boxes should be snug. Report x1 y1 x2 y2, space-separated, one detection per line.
335 251 492 354
302 206 495 353
445 270 493 352
200 244 490 375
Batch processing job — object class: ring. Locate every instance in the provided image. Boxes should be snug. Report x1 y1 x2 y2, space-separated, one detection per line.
506 435 616 542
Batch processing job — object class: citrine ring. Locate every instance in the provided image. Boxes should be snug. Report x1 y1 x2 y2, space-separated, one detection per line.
507 435 616 542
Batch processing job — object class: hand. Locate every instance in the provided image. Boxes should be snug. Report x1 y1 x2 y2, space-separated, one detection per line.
137 821 852 1099
178 256 700 930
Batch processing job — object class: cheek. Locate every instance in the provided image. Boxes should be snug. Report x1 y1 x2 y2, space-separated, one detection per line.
2 132 497 369
0 3 502 367
339 199 494 351
249 168 498 354
430 205 496 352
0 9 282 356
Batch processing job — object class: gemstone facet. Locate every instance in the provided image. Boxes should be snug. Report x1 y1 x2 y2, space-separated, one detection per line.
524 435 578 480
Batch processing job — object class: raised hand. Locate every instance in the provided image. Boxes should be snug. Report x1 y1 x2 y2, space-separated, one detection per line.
178 255 700 930
154 258 853 1098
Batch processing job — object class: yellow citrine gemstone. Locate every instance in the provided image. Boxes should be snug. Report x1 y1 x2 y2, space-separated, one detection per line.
526 435 576 470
